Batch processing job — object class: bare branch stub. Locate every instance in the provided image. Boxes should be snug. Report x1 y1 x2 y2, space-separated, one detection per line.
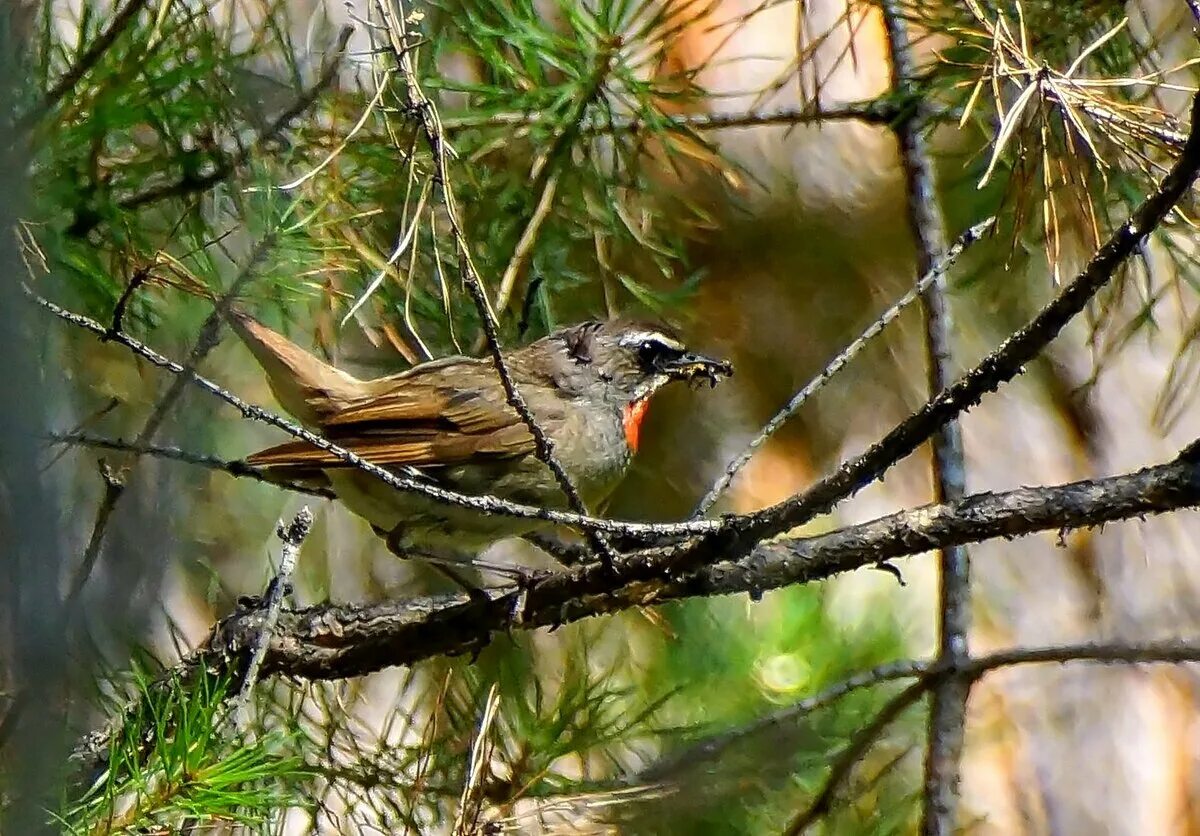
233 506 314 727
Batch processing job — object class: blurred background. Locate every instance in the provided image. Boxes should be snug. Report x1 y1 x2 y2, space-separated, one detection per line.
5 0 1200 832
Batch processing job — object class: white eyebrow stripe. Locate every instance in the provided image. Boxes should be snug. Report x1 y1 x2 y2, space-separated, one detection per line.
619 330 684 351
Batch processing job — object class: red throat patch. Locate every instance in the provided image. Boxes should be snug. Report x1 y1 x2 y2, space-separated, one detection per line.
622 398 651 452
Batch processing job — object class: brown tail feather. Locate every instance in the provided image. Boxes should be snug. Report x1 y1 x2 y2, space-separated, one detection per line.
227 310 366 426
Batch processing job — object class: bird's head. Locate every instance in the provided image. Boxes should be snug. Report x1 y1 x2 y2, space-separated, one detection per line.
547 319 733 405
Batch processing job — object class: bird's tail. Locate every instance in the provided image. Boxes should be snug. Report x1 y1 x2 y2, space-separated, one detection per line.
226 310 365 426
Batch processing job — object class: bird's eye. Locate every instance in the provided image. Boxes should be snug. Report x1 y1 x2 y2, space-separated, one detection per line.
637 338 681 370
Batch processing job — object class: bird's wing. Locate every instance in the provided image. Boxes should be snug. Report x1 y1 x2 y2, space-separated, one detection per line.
245 370 537 472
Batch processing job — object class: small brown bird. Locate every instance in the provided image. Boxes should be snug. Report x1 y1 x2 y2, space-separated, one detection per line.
232 313 732 558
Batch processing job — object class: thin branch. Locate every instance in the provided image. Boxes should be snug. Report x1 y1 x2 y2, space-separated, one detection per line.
437 98 913 134
491 42 617 317
636 658 928 784
780 639 1200 832
14 0 149 132
27 286 711 539
784 680 928 835
694 217 995 516
878 2 970 832
639 638 1200 792
65 461 125 604
705 90 1200 564
377 0 617 567
233 507 313 728
45 431 335 499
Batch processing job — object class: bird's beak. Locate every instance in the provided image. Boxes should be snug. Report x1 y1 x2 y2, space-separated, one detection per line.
660 351 734 387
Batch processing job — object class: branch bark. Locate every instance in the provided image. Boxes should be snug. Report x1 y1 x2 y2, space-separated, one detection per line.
203 447 1200 681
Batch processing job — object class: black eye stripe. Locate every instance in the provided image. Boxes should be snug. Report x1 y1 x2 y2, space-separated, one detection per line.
637 339 683 367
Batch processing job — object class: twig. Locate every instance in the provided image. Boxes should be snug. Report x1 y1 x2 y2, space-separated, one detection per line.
106 266 151 337
135 236 274 444
878 2 970 832
636 658 928 783
491 42 617 316
233 507 313 728
778 637 1200 832
44 430 335 498
437 98 916 134
492 169 560 318
64 461 125 604
14 0 149 132
640 637 1200 795
784 680 928 835
694 217 995 516
453 683 500 836
377 0 617 567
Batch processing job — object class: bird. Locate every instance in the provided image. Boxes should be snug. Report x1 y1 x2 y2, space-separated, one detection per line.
230 312 732 567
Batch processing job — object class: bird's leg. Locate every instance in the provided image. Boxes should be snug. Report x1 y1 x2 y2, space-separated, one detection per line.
375 525 491 605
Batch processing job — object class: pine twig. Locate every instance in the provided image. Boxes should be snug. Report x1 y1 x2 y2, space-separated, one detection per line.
694 217 996 516
45 430 335 498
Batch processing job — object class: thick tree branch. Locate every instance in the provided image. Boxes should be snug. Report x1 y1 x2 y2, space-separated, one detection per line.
71 446 1200 777
202 447 1200 681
